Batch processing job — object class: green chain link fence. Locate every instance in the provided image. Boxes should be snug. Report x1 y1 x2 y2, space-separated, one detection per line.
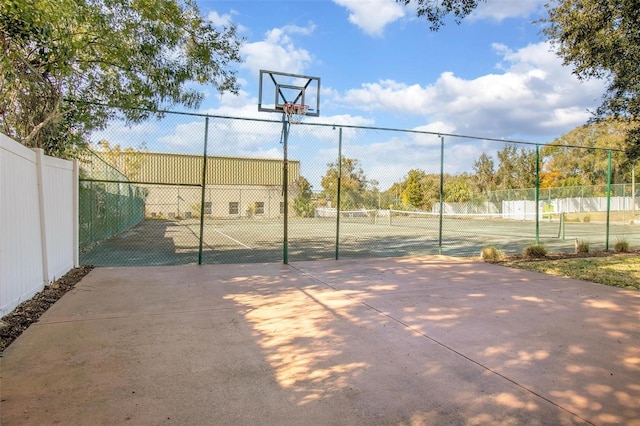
79 151 146 251
78 109 639 266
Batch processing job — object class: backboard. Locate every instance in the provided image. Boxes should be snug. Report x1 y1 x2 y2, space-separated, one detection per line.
258 70 321 117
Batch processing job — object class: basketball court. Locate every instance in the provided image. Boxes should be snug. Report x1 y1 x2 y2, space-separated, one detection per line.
7 70 638 425
2 256 639 424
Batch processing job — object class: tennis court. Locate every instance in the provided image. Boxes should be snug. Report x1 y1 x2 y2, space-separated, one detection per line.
79 210 639 266
2 257 639 424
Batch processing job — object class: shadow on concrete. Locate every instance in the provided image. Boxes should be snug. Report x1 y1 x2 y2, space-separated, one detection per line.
1 257 638 424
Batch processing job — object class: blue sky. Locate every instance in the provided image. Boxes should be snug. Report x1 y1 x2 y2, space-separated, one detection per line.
95 0 609 189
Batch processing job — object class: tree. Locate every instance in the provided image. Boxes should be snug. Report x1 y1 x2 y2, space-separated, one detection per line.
398 169 439 210
472 152 495 193
0 0 241 158
397 0 485 30
444 176 473 203
542 0 640 159
320 156 370 209
541 119 632 186
95 140 148 181
494 145 536 190
291 176 315 218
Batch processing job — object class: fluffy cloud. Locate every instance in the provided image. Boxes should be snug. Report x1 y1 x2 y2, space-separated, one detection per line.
241 24 315 76
207 10 235 27
333 0 405 36
339 41 606 139
469 0 546 22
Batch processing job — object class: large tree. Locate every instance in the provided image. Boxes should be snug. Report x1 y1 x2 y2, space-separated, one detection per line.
320 156 370 210
0 0 241 158
399 169 439 211
291 176 315 218
494 145 536 190
542 0 640 159
540 119 632 187
472 152 496 193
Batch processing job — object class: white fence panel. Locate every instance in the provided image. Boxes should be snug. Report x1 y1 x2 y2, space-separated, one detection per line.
42 152 77 281
0 134 77 316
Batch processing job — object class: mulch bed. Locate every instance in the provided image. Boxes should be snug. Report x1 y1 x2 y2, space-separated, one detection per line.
496 249 640 263
0 265 94 353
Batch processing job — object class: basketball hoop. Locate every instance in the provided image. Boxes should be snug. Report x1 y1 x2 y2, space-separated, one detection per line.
282 102 309 124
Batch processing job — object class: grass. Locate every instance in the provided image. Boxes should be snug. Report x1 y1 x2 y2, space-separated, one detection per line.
501 252 640 290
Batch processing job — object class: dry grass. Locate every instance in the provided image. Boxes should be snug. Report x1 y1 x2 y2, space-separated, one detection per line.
500 252 640 290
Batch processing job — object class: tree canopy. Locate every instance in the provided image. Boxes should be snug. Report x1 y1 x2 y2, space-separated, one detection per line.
541 119 633 186
542 0 640 159
0 0 242 157
320 156 371 209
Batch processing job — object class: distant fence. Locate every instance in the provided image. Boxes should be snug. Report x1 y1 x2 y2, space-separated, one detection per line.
78 151 146 251
0 133 78 316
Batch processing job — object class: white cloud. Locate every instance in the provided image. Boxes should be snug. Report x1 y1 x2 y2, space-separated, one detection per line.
333 0 405 36
469 0 546 22
241 24 315 76
89 122 159 148
207 10 235 27
339 41 606 139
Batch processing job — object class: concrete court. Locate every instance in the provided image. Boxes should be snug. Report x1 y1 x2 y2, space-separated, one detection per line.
1 256 639 425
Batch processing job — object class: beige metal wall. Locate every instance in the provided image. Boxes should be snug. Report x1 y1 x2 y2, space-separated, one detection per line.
130 152 300 186
88 151 300 220
143 185 284 219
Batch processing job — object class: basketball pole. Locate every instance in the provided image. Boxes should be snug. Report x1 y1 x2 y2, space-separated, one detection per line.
282 114 289 264
198 116 209 265
335 127 342 260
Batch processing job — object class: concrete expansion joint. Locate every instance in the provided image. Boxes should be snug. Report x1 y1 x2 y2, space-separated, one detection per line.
289 263 597 426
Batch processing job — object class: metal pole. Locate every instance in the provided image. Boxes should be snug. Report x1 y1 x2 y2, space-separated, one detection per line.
282 116 289 264
535 145 540 244
633 160 636 219
198 117 209 264
438 135 444 254
605 149 612 251
335 128 342 260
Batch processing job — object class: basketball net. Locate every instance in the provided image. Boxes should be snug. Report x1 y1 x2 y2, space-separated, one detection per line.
282 102 308 124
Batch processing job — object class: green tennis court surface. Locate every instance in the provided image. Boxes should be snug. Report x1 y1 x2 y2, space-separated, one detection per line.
80 214 639 266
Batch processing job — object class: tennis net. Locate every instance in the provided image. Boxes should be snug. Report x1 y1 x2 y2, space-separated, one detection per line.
315 208 378 224
388 210 504 229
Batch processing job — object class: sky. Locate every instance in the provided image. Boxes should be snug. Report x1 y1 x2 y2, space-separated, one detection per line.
95 0 610 190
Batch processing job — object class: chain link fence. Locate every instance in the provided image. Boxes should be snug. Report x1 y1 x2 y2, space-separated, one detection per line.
79 110 639 266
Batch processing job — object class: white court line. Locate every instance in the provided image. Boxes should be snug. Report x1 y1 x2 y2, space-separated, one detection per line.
212 228 253 249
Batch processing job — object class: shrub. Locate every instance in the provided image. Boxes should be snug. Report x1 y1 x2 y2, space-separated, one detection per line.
524 244 547 258
615 240 629 253
582 214 591 223
576 240 589 253
481 246 504 262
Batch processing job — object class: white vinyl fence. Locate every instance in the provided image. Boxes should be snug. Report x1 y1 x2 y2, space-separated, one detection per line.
1 133 78 316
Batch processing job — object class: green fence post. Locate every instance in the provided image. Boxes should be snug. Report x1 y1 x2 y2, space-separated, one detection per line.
438 135 444 254
335 127 342 260
535 144 540 244
605 149 612 251
198 117 209 265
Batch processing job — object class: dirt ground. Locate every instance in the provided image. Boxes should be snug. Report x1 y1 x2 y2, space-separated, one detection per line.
0 265 94 353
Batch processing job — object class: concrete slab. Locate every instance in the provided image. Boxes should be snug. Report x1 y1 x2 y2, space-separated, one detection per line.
1 256 639 425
